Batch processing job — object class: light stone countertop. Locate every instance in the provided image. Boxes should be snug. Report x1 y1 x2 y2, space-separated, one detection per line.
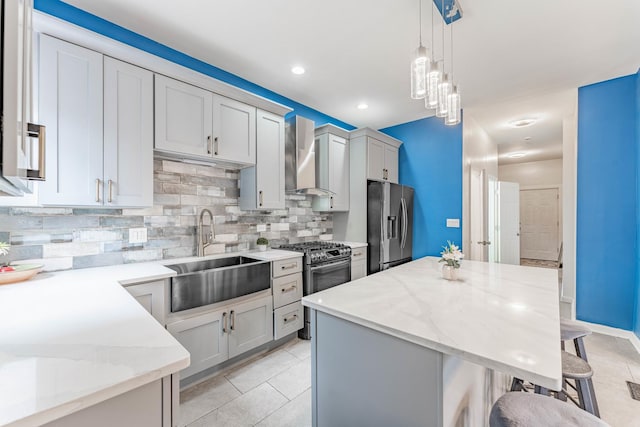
335 241 368 249
302 256 562 390
0 248 301 427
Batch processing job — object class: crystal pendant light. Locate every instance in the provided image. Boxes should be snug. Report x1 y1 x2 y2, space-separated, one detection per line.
425 1 440 109
425 61 441 109
410 0 429 99
411 46 429 99
436 73 452 117
445 85 461 125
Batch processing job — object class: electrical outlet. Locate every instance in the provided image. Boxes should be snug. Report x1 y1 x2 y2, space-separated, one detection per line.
446 218 460 228
129 227 148 244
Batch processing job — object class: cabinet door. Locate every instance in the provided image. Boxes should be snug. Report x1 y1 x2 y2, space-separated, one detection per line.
228 296 273 359
39 35 103 206
125 280 166 325
212 95 256 165
384 145 399 184
366 137 385 181
274 301 303 340
167 309 228 378
256 110 285 209
155 74 213 157
351 260 367 281
104 57 153 207
329 134 349 211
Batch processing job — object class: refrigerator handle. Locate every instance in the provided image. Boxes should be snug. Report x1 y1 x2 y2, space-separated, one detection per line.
400 198 408 249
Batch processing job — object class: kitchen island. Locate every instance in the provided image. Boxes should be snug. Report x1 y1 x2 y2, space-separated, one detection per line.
302 256 561 427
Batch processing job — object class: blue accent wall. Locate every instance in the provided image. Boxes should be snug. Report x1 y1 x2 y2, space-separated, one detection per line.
380 117 463 259
34 0 355 130
577 75 638 330
636 69 640 339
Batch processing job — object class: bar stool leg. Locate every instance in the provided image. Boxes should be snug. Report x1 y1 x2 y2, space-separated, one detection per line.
586 378 600 418
534 385 549 396
510 377 524 392
575 337 588 361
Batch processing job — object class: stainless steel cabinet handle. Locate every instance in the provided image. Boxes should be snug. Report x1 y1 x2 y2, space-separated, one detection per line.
330 196 334 209
207 135 212 154
281 285 297 293
352 252 363 257
283 313 298 324
95 179 101 202
281 263 297 270
26 123 46 180
222 312 227 333
259 190 263 207
108 179 113 203
230 310 235 331
214 137 219 155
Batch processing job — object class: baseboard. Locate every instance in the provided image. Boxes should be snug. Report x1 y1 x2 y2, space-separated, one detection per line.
572 319 640 353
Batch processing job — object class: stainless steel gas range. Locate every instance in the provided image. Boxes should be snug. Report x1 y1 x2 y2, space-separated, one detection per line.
277 241 351 339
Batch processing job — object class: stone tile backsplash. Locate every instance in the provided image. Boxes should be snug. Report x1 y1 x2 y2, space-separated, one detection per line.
0 159 333 271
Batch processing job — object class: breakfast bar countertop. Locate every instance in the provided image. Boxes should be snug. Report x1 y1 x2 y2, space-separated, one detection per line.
302 256 562 390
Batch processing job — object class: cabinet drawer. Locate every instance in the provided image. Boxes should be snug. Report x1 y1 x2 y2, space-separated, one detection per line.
274 301 303 340
351 247 366 260
272 257 302 278
272 273 303 309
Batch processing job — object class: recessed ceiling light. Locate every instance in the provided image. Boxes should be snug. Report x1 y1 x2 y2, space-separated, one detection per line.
357 103 368 110
291 66 305 75
508 118 537 128
508 152 526 159
524 136 532 141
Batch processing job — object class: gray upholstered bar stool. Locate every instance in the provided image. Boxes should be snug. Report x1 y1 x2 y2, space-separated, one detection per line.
561 318 591 360
561 350 600 417
490 392 609 427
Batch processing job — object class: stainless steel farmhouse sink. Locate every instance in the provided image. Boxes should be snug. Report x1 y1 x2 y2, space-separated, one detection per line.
166 256 271 312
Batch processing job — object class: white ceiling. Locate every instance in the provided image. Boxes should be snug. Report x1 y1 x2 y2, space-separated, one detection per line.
65 0 640 130
465 90 576 165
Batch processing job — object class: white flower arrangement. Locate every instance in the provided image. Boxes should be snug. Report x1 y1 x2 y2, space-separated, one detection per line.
439 241 464 269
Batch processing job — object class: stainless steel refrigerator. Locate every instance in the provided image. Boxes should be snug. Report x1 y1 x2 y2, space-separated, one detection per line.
367 180 414 274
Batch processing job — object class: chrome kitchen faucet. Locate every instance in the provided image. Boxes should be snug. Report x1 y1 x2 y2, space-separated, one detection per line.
197 209 215 257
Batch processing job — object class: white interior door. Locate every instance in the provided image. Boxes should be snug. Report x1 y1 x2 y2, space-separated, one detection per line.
497 181 520 265
520 188 560 260
469 167 486 261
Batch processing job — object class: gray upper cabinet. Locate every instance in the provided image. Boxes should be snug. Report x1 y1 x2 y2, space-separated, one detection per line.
154 74 213 158
104 57 154 207
39 35 103 206
313 125 350 212
39 35 153 207
154 75 257 166
212 95 256 165
366 136 399 184
239 110 285 210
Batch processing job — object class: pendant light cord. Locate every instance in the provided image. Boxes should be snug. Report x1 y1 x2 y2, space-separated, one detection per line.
430 0 434 54
419 0 423 46
441 0 445 66
450 19 454 80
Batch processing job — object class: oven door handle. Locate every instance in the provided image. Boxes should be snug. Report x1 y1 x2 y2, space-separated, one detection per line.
309 259 351 273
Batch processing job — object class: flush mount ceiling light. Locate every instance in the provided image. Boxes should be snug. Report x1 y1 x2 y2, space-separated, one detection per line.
508 152 526 159
357 103 369 110
291 66 305 75
524 136 532 141
509 118 537 128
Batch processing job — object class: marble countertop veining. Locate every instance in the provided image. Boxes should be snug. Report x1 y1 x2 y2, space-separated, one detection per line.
0 248 300 427
302 256 562 390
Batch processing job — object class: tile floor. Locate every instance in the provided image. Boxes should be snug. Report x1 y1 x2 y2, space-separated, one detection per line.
180 333 640 427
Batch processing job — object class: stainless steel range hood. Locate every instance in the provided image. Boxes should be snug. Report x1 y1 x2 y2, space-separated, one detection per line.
285 116 334 196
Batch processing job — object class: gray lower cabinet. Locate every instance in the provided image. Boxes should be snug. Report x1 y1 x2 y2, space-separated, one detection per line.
167 294 273 379
167 309 228 379
228 296 274 358
42 379 168 427
125 280 167 325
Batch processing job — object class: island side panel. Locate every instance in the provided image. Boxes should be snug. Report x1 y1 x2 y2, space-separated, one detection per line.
311 310 444 427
